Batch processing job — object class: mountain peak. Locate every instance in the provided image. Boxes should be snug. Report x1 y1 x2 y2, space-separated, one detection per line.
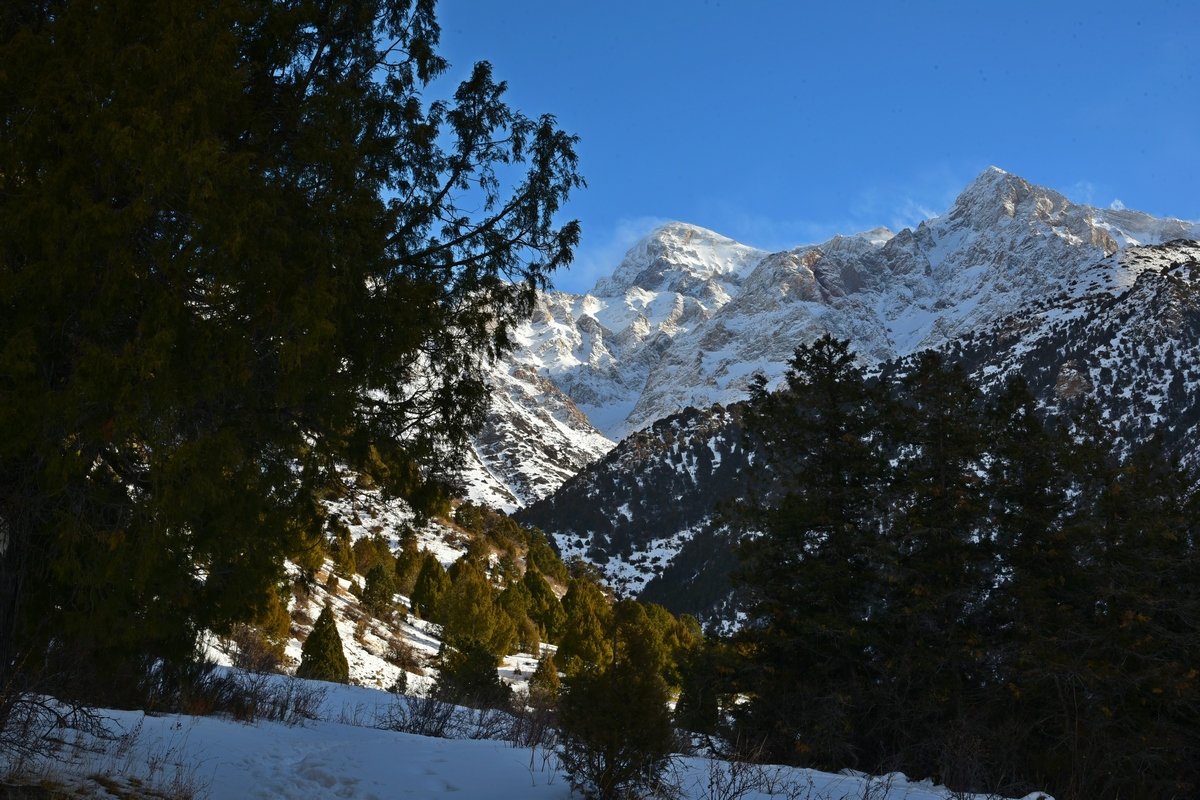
944 167 1069 229
594 222 767 297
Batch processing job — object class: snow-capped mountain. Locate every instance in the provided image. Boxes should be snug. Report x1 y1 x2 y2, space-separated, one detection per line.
519 237 1200 623
468 167 1199 509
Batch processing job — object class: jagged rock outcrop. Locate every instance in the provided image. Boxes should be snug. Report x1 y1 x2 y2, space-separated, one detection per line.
468 168 1199 512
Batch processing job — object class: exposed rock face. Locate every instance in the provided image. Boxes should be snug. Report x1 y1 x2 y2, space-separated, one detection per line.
459 360 614 512
468 169 1199 520
516 238 1200 624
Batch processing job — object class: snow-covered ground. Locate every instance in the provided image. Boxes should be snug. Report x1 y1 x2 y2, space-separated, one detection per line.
2 677 1051 800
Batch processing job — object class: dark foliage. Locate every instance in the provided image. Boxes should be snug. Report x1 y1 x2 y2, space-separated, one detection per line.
296 606 349 684
435 640 512 710
0 0 580 713
557 601 677 800
731 335 1200 799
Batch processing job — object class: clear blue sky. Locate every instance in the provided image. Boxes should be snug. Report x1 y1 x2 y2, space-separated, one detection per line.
436 1 1199 293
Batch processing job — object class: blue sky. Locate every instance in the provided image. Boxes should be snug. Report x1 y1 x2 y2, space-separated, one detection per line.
436 1 1199 293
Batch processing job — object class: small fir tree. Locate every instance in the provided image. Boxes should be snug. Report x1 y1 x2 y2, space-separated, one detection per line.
529 652 561 706
436 641 512 709
411 552 450 619
296 606 349 684
557 603 676 800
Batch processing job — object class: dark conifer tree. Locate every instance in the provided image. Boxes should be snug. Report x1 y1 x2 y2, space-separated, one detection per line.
735 335 889 765
557 576 612 674
557 600 675 800
435 640 511 710
522 567 566 643
439 559 517 657
529 651 561 705
362 563 397 618
411 552 450 620
872 352 992 778
296 606 349 684
0 0 581 709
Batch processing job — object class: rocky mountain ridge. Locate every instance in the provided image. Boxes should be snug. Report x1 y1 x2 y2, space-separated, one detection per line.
518 237 1200 622
465 168 1199 509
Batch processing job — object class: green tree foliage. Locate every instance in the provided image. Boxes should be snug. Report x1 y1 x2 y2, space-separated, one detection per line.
411 552 450 620
523 567 566 642
556 576 613 674
453 503 486 535
439 559 517 657
1002 433 1200 798
352 534 396 580
435 640 511 710
735 339 1200 798
326 517 357 578
296 606 349 684
736 335 891 765
0 0 581 707
557 600 676 800
674 638 737 736
393 527 423 595
498 579 540 654
362 563 397 618
230 581 292 672
524 526 570 584
529 652 561 705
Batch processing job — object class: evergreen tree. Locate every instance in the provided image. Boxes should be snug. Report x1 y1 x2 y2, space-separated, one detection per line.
525 527 570 584
498 579 540 653
393 527 423 596
674 639 735 736
523 567 566 642
0 0 581 709
362 563 397 618
734 343 1200 797
296 606 349 684
871 352 993 778
529 652 561 705
353 534 395 580
557 602 676 800
557 576 612 674
435 640 511 709
735 335 890 765
1008 428 1200 797
327 517 357 577
411 552 450 620
439 559 517 657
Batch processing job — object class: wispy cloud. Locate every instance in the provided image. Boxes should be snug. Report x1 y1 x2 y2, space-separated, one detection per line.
556 215 671 293
725 165 969 253
1067 180 1098 206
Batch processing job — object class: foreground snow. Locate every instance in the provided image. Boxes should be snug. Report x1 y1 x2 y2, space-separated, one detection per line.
3 677 1050 800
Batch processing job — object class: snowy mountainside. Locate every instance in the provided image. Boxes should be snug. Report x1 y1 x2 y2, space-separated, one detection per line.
516 403 751 614
461 360 614 511
522 239 1200 622
492 168 1200 448
933 238 1200 466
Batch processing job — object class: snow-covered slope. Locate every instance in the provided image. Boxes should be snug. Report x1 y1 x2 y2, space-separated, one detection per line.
494 168 1199 448
462 360 614 512
939 238 1200 467
522 238 1200 622
5 679 1042 800
469 169 1198 515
